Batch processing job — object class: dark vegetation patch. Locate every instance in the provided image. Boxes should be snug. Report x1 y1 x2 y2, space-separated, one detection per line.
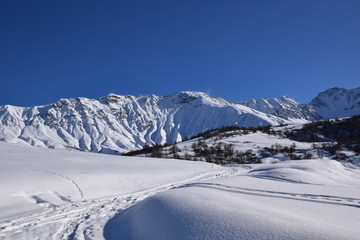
284 115 360 154
123 115 360 164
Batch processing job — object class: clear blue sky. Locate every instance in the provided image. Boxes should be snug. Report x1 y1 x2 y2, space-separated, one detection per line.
1 0 359 106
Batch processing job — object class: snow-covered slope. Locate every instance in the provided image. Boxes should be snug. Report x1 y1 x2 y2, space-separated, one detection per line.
310 87 360 119
104 159 360 240
241 96 319 120
135 115 360 166
239 87 360 120
0 141 225 239
1 141 360 240
0 92 299 154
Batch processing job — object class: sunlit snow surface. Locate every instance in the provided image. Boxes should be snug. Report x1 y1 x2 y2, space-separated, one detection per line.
105 160 360 240
1 141 360 240
0 142 224 239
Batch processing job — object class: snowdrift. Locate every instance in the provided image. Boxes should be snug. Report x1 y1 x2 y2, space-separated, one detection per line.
104 160 360 240
248 159 360 185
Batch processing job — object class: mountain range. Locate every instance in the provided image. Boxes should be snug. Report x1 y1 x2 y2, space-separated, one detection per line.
0 87 359 154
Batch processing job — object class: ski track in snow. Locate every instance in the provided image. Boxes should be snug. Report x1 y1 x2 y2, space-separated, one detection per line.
0 168 239 240
178 183 360 209
37 169 86 201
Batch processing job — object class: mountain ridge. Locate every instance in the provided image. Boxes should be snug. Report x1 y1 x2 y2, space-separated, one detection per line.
0 87 359 154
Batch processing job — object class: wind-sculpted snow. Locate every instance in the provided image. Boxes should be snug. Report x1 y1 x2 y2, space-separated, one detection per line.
1 141 360 239
0 92 297 154
105 160 360 240
0 141 227 239
248 159 360 185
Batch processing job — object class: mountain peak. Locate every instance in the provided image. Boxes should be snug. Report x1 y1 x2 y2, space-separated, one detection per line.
163 91 210 105
165 91 209 98
310 87 360 119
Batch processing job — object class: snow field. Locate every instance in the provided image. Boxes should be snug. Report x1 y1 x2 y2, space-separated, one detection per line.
1 140 360 239
106 160 360 240
0 141 226 239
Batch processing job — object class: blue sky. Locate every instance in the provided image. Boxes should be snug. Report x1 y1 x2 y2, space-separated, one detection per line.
1 0 359 106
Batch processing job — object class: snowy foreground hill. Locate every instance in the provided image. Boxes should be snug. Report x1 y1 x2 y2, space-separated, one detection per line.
1 141 360 240
0 141 225 239
0 87 359 154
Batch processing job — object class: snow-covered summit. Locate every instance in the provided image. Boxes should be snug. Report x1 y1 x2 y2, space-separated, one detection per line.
239 87 360 120
310 87 360 119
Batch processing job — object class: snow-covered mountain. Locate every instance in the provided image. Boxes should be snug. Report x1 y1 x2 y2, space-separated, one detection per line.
240 87 360 120
310 87 360 119
240 96 319 120
0 87 359 154
0 92 300 154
